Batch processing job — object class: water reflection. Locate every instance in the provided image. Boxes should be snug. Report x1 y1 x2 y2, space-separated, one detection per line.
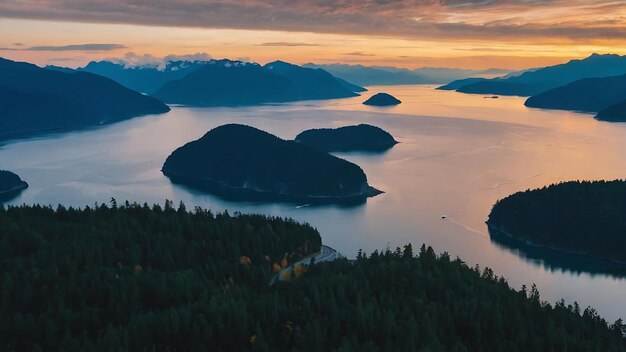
488 227 626 278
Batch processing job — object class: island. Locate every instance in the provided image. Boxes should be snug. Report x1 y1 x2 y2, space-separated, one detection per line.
363 92 401 106
151 60 363 106
596 99 626 122
162 124 382 203
487 180 626 263
0 170 28 201
295 124 398 152
0 57 170 141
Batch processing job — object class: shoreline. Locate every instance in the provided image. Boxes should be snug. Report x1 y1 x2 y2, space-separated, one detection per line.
486 221 626 266
0 182 29 202
162 170 382 205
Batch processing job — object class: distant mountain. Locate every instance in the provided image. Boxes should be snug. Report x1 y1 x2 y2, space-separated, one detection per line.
363 93 401 106
152 60 361 106
525 74 626 113
77 60 210 94
0 57 169 141
596 99 626 122
162 124 381 203
302 63 430 86
437 78 489 91
303 64 514 86
295 124 398 152
0 170 28 201
456 54 626 96
413 67 511 83
334 77 368 92
44 65 76 74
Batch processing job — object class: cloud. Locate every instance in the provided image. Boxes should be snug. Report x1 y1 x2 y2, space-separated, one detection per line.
0 0 624 44
106 52 212 70
257 42 322 47
344 51 375 56
25 43 127 51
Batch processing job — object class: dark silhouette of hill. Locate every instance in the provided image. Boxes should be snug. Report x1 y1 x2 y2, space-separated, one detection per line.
152 60 361 106
488 180 626 263
437 77 488 90
0 170 27 201
0 57 169 141
457 54 626 96
363 92 401 106
263 60 363 98
162 124 381 203
77 60 209 94
332 76 367 92
525 74 626 113
596 99 626 122
295 124 398 152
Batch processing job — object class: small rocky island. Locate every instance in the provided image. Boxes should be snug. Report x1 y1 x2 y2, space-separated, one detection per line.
0 170 28 201
295 124 398 152
363 93 401 106
487 180 626 263
162 124 381 203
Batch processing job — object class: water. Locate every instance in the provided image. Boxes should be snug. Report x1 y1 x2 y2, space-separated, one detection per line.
2 85 626 321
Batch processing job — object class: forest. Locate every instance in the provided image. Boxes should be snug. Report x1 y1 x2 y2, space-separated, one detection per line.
488 180 626 262
1 201 625 351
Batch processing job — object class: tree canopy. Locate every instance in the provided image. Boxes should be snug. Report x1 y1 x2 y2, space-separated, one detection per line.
1 201 624 351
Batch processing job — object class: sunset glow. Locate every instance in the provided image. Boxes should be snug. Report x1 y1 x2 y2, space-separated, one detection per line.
1 0 625 69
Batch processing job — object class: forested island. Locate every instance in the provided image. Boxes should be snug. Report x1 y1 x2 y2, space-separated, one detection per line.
363 92 401 106
295 124 398 152
488 180 626 262
0 57 170 141
1 202 624 350
0 170 28 201
162 124 381 203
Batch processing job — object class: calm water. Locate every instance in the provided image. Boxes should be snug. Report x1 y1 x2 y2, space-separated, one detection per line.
2 85 626 321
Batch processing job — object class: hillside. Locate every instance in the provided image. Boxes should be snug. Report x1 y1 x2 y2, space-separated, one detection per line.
0 57 170 140
0 170 28 201
77 60 209 94
162 124 381 203
488 180 626 262
525 74 626 113
596 99 626 122
1 203 624 350
152 60 361 106
457 54 626 96
295 124 398 152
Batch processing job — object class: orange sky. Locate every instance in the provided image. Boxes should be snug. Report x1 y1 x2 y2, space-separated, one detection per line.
1 0 625 70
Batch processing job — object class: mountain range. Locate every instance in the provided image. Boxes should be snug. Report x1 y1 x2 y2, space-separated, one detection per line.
303 63 512 86
443 54 626 97
152 60 362 106
60 60 209 94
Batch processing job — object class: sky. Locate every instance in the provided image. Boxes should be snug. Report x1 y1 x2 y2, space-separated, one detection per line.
1 0 625 70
